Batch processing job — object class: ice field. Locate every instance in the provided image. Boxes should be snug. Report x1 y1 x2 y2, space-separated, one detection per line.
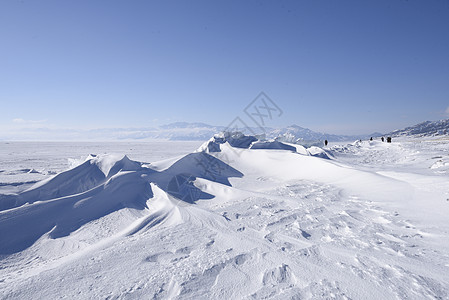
0 137 448 299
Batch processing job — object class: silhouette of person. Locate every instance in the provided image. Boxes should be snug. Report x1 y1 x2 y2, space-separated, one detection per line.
324 140 328 146
381 137 385 142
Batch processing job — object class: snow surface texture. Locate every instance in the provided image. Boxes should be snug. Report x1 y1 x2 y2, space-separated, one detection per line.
1 136 449 299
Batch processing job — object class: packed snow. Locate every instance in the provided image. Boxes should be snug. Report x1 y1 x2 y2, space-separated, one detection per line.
0 136 448 299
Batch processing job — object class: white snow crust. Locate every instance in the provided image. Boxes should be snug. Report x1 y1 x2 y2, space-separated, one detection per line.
1 136 448 299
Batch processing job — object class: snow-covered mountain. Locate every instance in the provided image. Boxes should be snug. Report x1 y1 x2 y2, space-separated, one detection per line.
5 119 449 142
141 123 369 142
156 123 367 142
158 123 373 142
159 122 219 130
0 124 226 141
266 124 369 143
389 119 449 137
2 122 372 142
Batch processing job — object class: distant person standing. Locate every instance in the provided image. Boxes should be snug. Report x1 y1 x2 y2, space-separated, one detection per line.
324 140 328 146
370 137 373 141
387 137 392 143
381 137 385 142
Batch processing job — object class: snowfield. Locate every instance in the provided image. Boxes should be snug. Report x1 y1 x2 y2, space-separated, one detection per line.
0 136 448 299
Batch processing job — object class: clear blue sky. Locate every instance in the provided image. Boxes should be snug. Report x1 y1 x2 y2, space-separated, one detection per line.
1 0 448 135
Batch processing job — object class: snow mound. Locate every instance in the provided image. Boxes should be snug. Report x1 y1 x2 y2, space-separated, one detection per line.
250 141 297 152
0 132 333 255
0 154 146 211
0 134 329 255
307 146 331 159
0 169 153 254
197 132 258 153
198 132 330 158
0 159 106 211
0 152 243 254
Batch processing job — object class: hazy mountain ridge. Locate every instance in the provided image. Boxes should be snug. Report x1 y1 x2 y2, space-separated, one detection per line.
2 123 364 142
5 119 448 142
266 124 375 143
136 123 371 142
389 119 449 137
153 123 376 142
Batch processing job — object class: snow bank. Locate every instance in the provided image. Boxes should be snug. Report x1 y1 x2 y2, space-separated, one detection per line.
0 151 243 254
198 132 330 158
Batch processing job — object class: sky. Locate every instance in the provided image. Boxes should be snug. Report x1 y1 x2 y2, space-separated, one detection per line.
1 0 448 137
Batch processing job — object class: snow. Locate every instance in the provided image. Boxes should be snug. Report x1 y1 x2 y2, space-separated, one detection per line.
389 119 449 137
1 137 449 299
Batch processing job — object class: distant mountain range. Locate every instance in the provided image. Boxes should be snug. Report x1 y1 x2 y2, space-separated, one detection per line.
3 119 448 142
266 125 380 143
110 123 373 142
388 119 449 138
4 122 365 142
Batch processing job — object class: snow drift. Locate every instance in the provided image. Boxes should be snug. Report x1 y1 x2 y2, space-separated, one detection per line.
0 150 243 254
0 132 332 254
1 134 449 299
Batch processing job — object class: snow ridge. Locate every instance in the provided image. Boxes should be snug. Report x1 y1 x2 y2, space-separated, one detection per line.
389 119 449 137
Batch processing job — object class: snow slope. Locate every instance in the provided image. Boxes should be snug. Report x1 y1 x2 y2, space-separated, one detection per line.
1 136 448 299
389 119 449 137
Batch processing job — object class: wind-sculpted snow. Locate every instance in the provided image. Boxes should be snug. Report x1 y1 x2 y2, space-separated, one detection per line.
198 132 330 158
0 159 106 211
250 140 297 152
0 152 242 254
0 154 148 211
201 132 258 152
1 137 449 299
0 170 153 254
